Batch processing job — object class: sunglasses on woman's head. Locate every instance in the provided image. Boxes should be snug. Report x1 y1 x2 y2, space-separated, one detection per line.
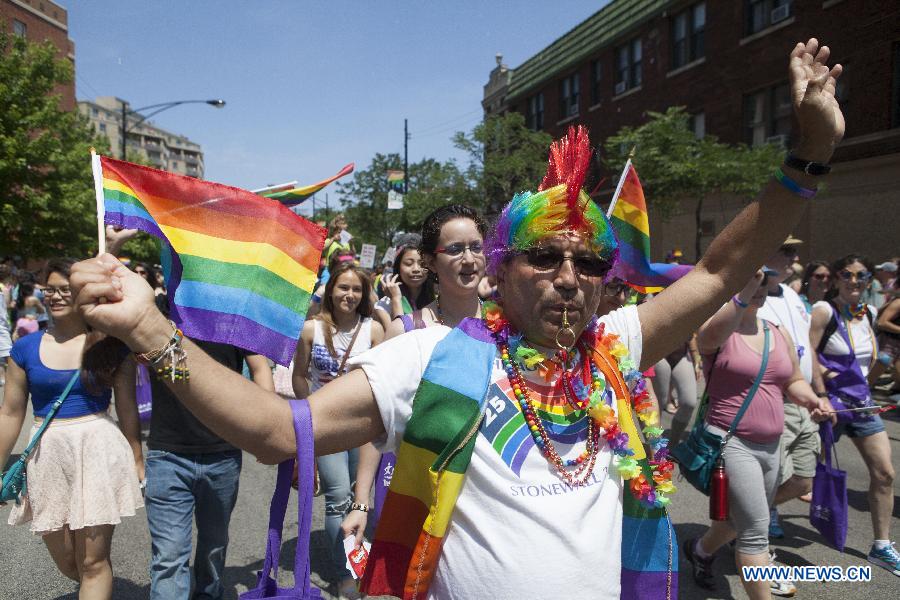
837 270 871 282
523 247 612 278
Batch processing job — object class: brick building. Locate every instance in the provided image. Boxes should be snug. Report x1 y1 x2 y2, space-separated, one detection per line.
78 96 206 178
0 0 75 111
484 0 900 264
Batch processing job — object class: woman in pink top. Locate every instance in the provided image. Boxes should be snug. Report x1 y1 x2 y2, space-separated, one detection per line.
682 271 831 599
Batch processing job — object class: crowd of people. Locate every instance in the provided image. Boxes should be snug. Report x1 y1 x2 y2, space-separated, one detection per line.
0 38 897 600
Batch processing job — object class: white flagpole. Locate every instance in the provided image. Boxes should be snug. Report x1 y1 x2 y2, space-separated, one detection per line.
251 180 298 195
91 148 106 255
606 157 632 219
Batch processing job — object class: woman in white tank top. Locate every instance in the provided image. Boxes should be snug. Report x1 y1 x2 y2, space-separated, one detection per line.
291 262 384 596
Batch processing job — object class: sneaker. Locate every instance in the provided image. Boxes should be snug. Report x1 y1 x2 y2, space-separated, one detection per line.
683 537 716 590
769 552 797 597
867 542 900 576
769 506 785 539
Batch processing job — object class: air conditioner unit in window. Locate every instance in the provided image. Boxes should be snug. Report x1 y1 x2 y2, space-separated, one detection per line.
766 134 788 146
771 4 790 23
614 81 627 95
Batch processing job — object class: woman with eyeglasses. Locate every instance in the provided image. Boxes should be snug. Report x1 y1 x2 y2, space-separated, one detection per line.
0 258 143 599
373 243 434 331
799 260 832 312
341 204 487 553
810 254 898 575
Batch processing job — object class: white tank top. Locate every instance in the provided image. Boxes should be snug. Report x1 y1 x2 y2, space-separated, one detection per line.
309 317 373 392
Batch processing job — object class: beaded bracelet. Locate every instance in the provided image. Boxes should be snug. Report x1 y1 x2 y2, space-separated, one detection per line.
134 320 181 366
134 320 190 382
732 295 749 308
774 166 817 199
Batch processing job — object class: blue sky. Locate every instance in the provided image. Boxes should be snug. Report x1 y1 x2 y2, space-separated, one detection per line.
66 1 608 215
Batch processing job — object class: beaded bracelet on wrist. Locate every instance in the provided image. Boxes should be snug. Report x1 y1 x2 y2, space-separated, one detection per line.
134 320 190 382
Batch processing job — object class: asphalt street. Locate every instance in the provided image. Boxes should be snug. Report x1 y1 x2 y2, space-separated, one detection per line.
1 390 897 599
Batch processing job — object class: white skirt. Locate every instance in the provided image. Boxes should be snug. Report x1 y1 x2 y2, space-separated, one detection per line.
8 411 144 535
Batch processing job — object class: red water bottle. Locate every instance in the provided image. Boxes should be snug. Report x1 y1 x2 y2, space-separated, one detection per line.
709 458 729 521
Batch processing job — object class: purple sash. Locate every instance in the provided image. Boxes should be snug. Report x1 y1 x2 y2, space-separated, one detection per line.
135 364 153 423
817 305 874 423
240 399 322 599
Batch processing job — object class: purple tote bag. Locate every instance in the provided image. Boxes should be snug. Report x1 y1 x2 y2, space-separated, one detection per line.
809 421 848 552
240 399 322 599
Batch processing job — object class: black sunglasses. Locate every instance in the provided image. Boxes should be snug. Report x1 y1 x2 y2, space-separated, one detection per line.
523 248 612 278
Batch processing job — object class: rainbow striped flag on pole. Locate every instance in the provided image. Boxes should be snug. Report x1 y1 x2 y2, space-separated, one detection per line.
607 159 691 294
261 163 354 206
94 155 326 365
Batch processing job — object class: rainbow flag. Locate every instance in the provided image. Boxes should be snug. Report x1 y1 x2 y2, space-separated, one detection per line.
608 160 691 294
95 155 326 365
386 169 404 183
262 163 354 206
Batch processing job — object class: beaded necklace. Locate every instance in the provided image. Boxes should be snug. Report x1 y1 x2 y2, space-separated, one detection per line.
483 301 676 508
841 302 868 321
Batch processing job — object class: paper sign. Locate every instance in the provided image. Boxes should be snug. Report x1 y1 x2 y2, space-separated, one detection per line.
360 244 377 269
387 190 403 210
382 247 397 265
339 230 353 246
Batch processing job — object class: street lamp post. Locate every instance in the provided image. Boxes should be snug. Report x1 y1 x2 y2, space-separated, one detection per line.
120 99 226 160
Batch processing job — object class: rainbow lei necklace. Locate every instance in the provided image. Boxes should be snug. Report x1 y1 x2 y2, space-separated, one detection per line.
483 300 676 509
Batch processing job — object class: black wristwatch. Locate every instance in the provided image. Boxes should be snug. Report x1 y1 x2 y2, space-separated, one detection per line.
784 153 831 175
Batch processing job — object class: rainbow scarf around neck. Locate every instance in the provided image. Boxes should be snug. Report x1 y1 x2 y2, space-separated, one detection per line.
359 318 677 599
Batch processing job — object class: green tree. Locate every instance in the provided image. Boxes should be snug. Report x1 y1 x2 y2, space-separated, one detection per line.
453 112 552 214
0 29 106 258
336 154 471 252
603 106 782 258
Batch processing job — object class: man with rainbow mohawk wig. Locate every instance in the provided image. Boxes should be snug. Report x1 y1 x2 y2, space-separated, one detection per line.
70 39 845 599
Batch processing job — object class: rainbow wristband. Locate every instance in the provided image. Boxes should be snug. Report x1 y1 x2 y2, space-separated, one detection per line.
774 167 817 199
732 295 749 308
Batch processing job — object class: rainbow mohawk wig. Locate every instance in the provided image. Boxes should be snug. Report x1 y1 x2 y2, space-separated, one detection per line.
485 126 618 274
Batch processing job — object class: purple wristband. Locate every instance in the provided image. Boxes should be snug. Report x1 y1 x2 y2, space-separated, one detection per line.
732 295 749 308
774 167 817 199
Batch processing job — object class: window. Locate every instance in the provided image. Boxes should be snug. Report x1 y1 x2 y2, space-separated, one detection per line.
743 82 791 146
526 93 544 130
558 73 580 119
91 107 98 117
746 0 792 36
672 2 706 69
615 38 642 95
99 123 107 133
690 112 706 139
590 60 602 105
13 20 27 37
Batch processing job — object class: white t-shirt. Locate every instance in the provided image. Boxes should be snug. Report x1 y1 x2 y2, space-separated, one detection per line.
813 301 878 377
349 305 643 600
759 284 813 382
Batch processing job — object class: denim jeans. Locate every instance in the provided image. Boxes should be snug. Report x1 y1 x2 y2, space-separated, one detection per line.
145 449 242 600
316 448 358 580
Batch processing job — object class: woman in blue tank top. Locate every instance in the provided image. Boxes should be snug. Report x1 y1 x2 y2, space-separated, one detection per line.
0 258 144 599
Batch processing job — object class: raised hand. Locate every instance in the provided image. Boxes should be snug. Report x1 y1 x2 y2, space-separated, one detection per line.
69 254 166 352
105 225 139 256
789 38 844 162
381 273 402 300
